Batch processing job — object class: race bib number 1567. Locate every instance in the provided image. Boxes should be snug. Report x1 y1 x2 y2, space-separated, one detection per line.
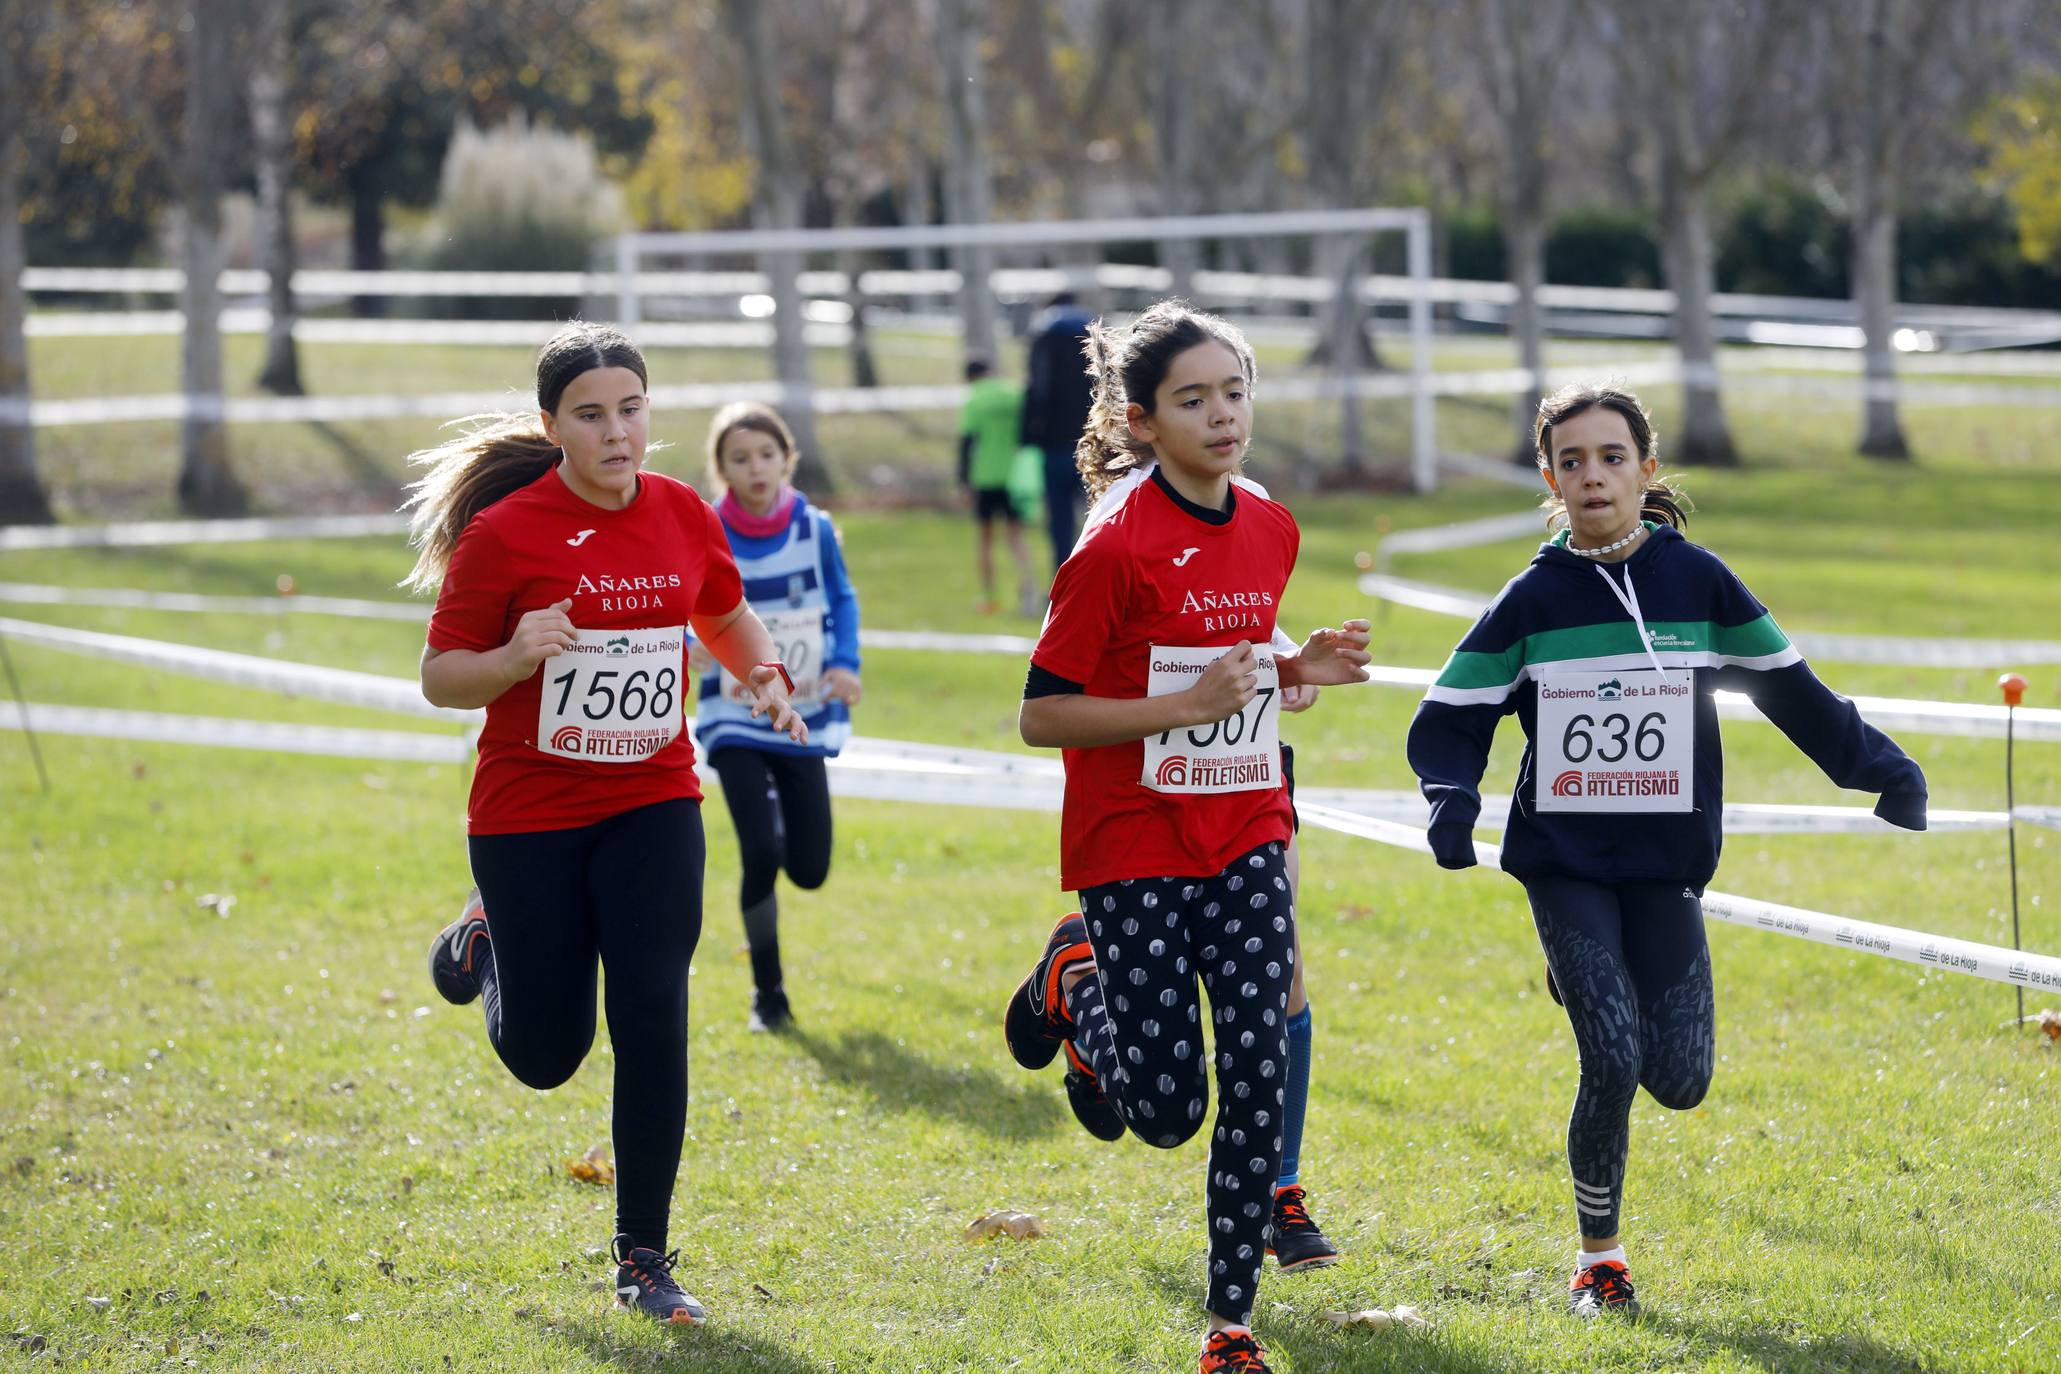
1141 644 1281 794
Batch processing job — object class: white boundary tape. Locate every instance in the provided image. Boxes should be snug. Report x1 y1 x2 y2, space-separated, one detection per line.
5 702 2054 991
1292 802 2061 995
0 616 476 724
0 513 407 552
8 603 2057 743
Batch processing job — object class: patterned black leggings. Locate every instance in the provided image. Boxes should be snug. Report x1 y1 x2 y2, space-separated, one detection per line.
1065 841 1296 1323
1524 876 1716 1238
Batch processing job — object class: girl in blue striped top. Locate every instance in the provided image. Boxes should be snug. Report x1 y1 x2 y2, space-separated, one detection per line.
692 403 862 1031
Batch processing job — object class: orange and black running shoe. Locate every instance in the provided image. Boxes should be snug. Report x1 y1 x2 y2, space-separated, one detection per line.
428 889 490 1006
1199 1328 1273 1373
1567 1258 1640 1318
1267 1184 1342 1272
1004 915 1092 1070
612 1236 706 1326
1062 1040 1125 1141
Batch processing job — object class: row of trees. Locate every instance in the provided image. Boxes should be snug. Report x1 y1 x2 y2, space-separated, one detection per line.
3 0 2059 519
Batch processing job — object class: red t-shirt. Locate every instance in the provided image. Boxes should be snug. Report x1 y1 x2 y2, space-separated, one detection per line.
427 468 744 834
1030 473 1299 890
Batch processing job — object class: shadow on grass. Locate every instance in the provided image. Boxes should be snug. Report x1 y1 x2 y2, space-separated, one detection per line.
1643 1313 1925 1374
785 1026 1066 1143
533 1311 830 1374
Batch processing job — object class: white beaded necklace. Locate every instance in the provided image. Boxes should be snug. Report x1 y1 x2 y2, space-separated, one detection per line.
1566 525 1645 558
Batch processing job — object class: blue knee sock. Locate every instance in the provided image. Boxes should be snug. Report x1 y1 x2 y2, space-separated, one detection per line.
1278 1006 1313 1189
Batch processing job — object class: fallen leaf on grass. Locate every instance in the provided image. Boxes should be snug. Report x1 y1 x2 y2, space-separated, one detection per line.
194 893 236 918
84 1297 110 1314
1321 1304 1430 1331
962 1209 1045 1242
752 1284 775 1301
565 1144 615 1186
2040 1009 2061 1043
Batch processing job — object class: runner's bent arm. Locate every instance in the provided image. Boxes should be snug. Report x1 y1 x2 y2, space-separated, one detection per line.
1021 643 1261 749
422 597 574 709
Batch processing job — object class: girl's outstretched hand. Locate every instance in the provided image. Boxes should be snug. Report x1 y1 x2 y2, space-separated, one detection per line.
745 665 809 743
1293 619 1373 685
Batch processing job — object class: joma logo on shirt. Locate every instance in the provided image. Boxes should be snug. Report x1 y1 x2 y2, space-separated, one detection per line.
1179 587 1275 634
574 571 683 613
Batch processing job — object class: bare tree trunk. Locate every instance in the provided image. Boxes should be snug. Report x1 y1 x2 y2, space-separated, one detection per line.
178 0 248 516
0 5 52 524
346 170 386 318
1853 0 1909 459
1504 205 1547 463
1152 17 1199 300
1658 173 1737 467
250 0 302 396
722 0 829 490
1321 235 1367 474
937 0 999 365
836 203 879 389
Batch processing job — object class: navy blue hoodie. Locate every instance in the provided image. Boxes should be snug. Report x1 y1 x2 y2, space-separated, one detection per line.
1405 524 1928 888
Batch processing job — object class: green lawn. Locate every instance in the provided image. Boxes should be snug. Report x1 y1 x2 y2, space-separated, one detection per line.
2 345 2059 1372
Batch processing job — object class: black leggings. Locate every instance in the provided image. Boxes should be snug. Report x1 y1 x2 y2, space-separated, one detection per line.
708 748 832 994
1066 841 1297 1323
1524 876 1715 1238
468 797 705 1252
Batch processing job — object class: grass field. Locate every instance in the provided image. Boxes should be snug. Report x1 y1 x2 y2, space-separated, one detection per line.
3 343 2059 1372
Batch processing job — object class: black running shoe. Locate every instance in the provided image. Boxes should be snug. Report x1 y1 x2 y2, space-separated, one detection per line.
1567 1258 1640 1318
1267 1184 1342 1272
429 889 490 1006
612 1236 706 1326
1062 1040 1125 1141
748 985 793 1034
1199 1328 1273 1373
1003 915 1092 1070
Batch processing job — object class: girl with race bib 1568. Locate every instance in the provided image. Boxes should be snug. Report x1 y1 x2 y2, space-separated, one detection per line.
689 402 862 1032
1004 299 1371 1374
1406 382 1927 1319
404 323 805 1328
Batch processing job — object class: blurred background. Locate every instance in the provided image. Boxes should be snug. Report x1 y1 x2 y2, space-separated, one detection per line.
4 0 2060 522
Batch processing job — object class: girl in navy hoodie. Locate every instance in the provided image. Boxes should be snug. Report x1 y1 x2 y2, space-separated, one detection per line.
692 402 862 1032
1406 383 1927 1318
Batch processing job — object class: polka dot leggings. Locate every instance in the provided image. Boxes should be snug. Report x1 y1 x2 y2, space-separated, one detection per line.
1065 841 1296 1322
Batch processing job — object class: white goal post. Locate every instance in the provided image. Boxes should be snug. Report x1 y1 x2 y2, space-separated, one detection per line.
614 208 1439 491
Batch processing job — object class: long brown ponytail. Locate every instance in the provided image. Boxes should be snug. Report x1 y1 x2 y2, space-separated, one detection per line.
400 322 649 592
1075 299 1258 500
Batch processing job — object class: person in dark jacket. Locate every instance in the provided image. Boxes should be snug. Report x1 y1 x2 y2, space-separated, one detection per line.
1406 382 1927 1321
1019 292 1096 574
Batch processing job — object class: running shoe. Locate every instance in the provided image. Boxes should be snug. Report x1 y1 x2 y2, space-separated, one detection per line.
748 985 793 1034
1267 1184 1342 1272
1199 1328 1273 1372
1062 1040 1124 1141
1003 915 1092 1070
1566 1258 1640 1318
612 1236 706 1326
428 889 490 1006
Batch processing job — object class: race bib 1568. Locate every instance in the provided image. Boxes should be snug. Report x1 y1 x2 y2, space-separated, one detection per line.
537 625 684 763
1141 644 1281 794
1534 667 1694 812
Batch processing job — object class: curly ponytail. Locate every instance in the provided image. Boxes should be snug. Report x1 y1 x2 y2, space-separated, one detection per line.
1074 299 1258 500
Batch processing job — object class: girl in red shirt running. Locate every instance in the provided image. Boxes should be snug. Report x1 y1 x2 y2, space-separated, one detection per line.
1004 300 1371 1374
402 323 804 1327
